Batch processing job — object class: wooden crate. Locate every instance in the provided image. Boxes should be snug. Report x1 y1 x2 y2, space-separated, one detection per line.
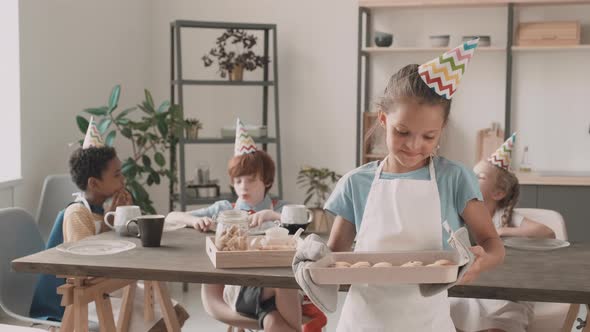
205 236 296 269
517 21 581 46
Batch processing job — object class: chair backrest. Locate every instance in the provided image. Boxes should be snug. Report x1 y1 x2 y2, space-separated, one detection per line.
514 208 568 241
36 174 77 243
0 208 45 318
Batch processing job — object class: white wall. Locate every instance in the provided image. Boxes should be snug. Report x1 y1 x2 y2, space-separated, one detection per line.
5 1 590 215
5 0 152 215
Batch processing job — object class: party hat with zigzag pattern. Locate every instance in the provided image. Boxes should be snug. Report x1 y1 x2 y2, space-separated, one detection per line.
488 133 516 170
234 118 257 156
418 38 479 99
82 116 105 149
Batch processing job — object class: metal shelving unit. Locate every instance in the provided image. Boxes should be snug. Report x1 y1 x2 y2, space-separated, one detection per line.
169 20 282 211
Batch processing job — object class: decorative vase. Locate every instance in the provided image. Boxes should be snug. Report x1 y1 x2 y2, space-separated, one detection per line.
229 64 244 81
185 126 199 140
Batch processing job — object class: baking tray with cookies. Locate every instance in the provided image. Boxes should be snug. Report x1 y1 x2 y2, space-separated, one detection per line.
307 251 461 285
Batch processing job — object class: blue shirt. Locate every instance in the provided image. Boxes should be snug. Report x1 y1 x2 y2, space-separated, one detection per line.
188 194 287 218
324 157 482 248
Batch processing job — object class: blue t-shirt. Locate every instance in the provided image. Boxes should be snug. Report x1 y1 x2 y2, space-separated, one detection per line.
324 157 482 248
188 194 287 218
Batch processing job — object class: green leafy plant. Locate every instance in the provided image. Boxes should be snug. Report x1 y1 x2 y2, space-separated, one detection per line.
297 166 342 208
201 29 269 79
76 85 184 214
184 118 203 129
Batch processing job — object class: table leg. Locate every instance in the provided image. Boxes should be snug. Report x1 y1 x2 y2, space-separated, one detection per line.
153 281 180 332
117 282 137 332
61 305 74 332
73 285 89 332
94 292 116 332
144 281 155 322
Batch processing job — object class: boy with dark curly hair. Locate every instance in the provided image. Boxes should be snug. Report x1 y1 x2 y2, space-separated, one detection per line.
30 118 189 331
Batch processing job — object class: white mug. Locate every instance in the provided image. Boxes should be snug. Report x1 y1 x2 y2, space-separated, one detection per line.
104 205 141 236
280 204 312 225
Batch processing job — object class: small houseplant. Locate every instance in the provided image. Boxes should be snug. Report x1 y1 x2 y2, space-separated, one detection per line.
296 166 342 233
202 29 269 81
184 118 203 140
75 85 185 214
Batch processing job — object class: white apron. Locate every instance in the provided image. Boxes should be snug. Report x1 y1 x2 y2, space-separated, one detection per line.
73 192 103 235
336 158 455 332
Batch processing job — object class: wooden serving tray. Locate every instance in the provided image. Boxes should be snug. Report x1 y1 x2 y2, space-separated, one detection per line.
308 251 460 285
205 236 296 268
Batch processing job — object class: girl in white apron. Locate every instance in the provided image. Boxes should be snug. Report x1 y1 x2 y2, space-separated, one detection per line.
450 144 555 332
324 40 505 331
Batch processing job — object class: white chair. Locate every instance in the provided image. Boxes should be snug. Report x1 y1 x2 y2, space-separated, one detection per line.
0 208 61 330
515 208 572 332
35 174 78 243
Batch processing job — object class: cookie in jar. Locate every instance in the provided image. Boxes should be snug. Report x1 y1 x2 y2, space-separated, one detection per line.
214 209 249 251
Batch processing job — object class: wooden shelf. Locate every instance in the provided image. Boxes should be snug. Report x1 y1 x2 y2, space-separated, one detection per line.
362 46 506 53
359 0 590 8
171 80 274 86
183 137 277 144
516 172 590 186
512 45 590 51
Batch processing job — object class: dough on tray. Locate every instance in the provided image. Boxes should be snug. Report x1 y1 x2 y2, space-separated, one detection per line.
372 262 393 268
350 261 371 268
332 261 352 268
401 260 423 267
426 259 454 267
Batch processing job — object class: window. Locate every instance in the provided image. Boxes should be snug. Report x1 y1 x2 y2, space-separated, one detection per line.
0 0 21 184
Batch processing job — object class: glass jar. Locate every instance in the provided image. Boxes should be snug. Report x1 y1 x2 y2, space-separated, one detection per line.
214 210 249 251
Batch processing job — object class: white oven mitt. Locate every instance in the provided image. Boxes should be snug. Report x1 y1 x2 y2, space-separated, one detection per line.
419 223 475 297
292 234 338 313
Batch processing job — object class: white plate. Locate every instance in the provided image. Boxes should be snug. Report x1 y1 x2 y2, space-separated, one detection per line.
163 220 185 232
56 240 136 256
503 237 570 251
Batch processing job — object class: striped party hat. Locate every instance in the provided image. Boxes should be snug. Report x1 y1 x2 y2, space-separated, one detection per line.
82 116 105 149
488 133 516 170
234 118 257 156
418 38 479 99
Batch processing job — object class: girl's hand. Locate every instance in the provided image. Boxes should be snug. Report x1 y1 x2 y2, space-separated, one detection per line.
459 246 488 284
194 217 216 232
249 209 281 227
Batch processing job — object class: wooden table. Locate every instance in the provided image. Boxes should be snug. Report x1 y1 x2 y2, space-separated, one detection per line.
13 229 590 329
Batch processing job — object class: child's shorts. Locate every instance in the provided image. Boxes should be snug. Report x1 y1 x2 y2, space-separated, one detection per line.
224 285 277 329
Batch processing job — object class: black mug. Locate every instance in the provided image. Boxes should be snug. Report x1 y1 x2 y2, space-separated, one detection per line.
126 215 165 247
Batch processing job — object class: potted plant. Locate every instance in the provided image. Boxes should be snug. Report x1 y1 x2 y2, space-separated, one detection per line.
184 118 203 140
75 85 185 214
201 29 270 81
296 166 342 233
